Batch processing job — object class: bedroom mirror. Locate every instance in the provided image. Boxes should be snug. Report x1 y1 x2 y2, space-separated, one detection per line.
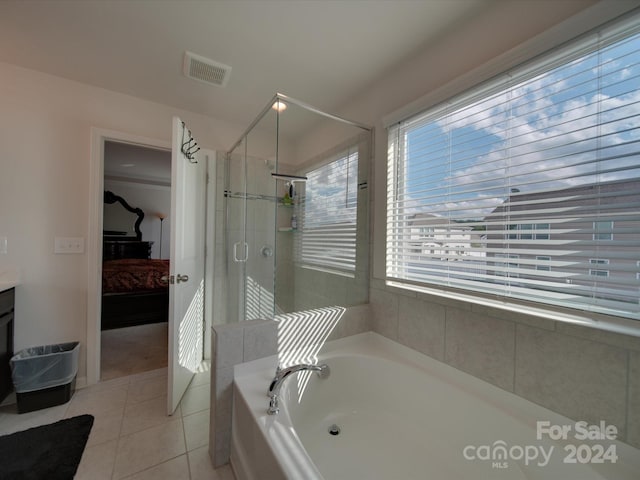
103 191 143 240
220 94 372 325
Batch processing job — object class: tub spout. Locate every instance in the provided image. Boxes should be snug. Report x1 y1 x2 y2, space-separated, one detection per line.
267 363 330 415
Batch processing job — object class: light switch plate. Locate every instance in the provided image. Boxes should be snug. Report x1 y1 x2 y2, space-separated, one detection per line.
0 236 7 254
54 237 84 254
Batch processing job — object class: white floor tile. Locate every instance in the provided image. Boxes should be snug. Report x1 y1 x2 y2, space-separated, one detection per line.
0 401 69 435
112 417 186 479
127 375 167 405
129 367 168 383
121 395 177 437
180 383 210 416
183 409 209 451
82 406 124 447
190 369 211 388
124 454 190 480
82 376 130 395
75 439 118 480
66 385 128 418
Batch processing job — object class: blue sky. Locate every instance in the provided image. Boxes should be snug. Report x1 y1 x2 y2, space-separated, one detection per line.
304 150 358 227
401 30 640 221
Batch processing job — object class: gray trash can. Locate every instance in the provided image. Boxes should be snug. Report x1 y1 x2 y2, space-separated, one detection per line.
10 341 80 413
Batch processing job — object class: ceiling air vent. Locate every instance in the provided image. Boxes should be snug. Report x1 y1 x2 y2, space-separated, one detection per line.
183 51 231 87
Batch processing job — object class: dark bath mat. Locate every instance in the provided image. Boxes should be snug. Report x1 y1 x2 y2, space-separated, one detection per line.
0 414 94 480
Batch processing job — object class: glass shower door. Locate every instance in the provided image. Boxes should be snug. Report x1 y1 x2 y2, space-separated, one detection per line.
225 127 278 322
244 157 277 320
225 142 248 323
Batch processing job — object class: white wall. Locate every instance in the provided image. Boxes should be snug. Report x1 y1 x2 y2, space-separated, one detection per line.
0 61 246 381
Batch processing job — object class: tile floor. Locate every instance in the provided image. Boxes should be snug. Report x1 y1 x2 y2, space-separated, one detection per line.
0 367 235 480
101 323 169 381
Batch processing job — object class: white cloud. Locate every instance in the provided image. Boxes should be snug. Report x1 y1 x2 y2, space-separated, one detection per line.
403 54 640 220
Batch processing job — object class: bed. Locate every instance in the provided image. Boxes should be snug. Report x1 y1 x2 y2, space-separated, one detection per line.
101 191 169 330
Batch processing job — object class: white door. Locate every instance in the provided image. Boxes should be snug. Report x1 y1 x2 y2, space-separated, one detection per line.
168 117 207 414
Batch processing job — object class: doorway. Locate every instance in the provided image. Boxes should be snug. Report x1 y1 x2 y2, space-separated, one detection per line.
87 129 172 385
100 140 172 380
87 126 214 395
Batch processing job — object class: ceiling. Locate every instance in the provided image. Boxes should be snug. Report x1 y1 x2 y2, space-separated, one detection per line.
104 141 171 186
0 0 497 135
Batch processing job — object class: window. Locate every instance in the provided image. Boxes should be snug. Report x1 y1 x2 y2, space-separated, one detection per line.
534 224 550 240
387 13 640 321
593 221 613 241
297 147 358 274
589 259 610 277
419 226 435 239
494 254 520 278
507 223 550 240
536 256 551 271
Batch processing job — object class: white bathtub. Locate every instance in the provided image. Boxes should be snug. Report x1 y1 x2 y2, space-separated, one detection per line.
230 332 640 480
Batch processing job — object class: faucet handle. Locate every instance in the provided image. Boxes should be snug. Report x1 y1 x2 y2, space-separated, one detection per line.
267 396 279 415
318 363 330 379
267 365 283 398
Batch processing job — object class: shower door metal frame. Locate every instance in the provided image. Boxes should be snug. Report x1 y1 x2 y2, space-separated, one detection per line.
225 92 373 323
227 92 372 154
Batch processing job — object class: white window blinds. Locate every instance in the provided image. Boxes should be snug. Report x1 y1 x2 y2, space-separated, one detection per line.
387 14 640 321
298 148 359 274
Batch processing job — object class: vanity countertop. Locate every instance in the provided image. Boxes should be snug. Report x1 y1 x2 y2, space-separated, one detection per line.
0 270 19 292
0 281 18 293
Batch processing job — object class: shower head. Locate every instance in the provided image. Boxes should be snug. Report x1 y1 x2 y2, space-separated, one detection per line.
271 173 308 182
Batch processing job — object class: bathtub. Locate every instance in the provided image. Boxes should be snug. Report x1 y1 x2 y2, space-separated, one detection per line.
230 332 640 480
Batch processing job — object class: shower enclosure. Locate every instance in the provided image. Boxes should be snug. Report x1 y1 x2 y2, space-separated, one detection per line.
217 94 372 327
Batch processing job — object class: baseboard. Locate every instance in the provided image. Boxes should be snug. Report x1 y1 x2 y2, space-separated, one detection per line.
75 376 87 389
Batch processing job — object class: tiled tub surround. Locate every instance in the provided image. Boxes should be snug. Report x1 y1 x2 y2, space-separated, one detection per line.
210 320 279 468
210 307 370 468
370 279 640 451
231 332 640 480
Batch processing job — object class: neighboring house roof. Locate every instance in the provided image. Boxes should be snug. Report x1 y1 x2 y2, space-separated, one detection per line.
408 213 473 230
487 178 640 219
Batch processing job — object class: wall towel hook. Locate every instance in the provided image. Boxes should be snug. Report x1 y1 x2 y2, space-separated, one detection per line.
181 121 199 163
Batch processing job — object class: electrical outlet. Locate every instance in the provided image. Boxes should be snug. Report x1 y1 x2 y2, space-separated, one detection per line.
54 237 84 254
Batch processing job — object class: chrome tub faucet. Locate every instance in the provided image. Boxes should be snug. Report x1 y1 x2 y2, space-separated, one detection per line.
267 363 330 415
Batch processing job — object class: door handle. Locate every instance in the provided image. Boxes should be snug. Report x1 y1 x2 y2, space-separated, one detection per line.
176 274 189 284
233 241 248 263
160 274 188 284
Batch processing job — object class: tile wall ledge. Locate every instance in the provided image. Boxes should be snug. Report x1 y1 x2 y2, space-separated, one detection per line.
371 279 640 343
